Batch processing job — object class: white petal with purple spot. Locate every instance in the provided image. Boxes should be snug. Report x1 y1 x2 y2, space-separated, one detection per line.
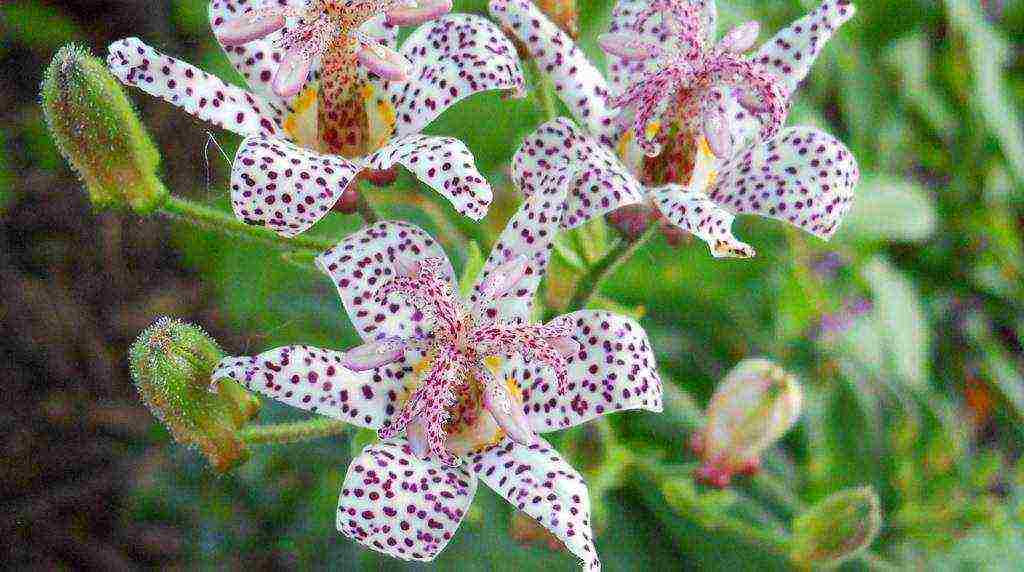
317 221 455 341
214 345 411 429
752 0 857 102
652 184 757 258
107 37 284 138
230 136 361 237
386 14 525 137
489 0 619 145
469 437 602 571
338 438 477 561
366 134 493 221
710 126 859 240
516 311 663 432
469 168 568 323
512 118 643 230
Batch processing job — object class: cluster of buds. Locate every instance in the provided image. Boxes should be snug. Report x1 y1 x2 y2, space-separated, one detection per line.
129 318 261 473
690 359 803 488
41 45 167 214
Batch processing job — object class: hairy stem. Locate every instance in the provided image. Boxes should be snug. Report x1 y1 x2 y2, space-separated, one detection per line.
567 225 659 310
161 195 335 252
629 452 896 571
239 418 351 445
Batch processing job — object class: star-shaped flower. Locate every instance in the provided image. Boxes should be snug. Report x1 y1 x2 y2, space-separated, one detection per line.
108 0 526 237
212 136 660 570
491 0 859 258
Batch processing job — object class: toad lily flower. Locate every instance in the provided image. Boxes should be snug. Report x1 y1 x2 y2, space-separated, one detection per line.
212 139 660 568
108 1 526 237
491 0 859 258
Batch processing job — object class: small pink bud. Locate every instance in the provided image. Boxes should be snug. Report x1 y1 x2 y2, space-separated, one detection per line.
406 420 431 458
598 33 662 61
394 257 421 278
386 0 453 26
357 44 412 81
718 21 760 54
736 89 769 114
479 255 530 300
273 46 314 97
702 104 734 158
549 336 582 358
217 10 287 46
342 339 406 372
482 377 536 446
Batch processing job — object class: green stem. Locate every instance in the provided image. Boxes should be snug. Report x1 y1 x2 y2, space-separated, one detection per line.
355 188 381 225
629 452 897 571
533 61 559 121
631 453 792 557
239 418 350 445
161 195 335 252
567 225 658 311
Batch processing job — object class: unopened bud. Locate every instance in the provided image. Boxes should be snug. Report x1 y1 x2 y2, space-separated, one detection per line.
129 318 260 473
791 486 882 569
42 45 167 214
693 359 802 488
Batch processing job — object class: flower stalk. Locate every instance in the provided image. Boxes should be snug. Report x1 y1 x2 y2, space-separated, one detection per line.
160 195 335 253
566 224 659 311
239 418 351 445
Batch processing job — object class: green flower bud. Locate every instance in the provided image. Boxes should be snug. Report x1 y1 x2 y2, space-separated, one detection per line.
692 358 803 488
129 318 260 473
41 44 167 214
791 486 883 569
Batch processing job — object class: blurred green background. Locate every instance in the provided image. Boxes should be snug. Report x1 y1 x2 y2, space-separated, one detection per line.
3 0 1024 569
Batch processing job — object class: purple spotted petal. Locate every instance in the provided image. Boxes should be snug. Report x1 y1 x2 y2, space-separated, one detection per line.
385 14 525 137
338 438 477 561
489 0 618 146
209 0 314 105
468 437 602 571
469 168 568 323
604 0 718 105
710 126 859 240
214 345 414 429
511 118 643 230
106 38 284 138
652 184 757 258
752 0 857 102
316 221 455 342
514 311 663 432
366 134 493 221
229 136 360 237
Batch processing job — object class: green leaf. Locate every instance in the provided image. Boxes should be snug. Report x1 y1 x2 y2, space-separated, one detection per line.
843 175 938 242
862 256 932 390
458 240 486 297
945 0 1024 184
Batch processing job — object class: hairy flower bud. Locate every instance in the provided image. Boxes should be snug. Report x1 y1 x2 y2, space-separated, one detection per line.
791 486 882 569
42 44 167 213
692 359 802 488
129 318 260 473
